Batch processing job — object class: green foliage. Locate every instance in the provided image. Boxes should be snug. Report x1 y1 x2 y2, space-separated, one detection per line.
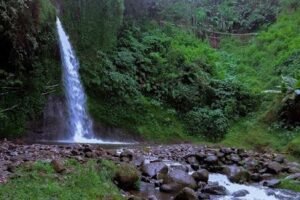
196 0 279 32
0 160 123 200
79 22 255 140
278 179 300 192
60 0 124 54
184 108 229 140
0 0 60 137
286 135 300 158
134 0 280 33
222 119 292 152
219 7 300 91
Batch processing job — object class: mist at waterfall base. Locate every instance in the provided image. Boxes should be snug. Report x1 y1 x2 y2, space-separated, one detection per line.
56 17 132 145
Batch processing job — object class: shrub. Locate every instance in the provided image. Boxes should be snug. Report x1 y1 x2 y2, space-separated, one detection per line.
184 108 229 140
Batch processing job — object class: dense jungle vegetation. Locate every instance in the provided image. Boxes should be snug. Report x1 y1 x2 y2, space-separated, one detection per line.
1 0 300 158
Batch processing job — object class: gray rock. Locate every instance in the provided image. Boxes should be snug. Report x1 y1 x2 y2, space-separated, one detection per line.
230 154 241 163
285 173 300 181
198 193 210 200
174 187 198 200
274 155 285 164
232 189 249 197
262 179 281 188
160 183 181 193
267 162 283 174
192 169 209 183
170 164 189 172
250 173 262 182
148 195 158 200
202 184 229 195
120 150 134 162
223 165 250 183
141 162 168 178
163 169 197 190
185 155 199 165
205 155 218 164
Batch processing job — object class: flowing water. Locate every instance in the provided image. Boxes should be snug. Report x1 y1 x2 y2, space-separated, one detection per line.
56 17 132 144
209 174 300 200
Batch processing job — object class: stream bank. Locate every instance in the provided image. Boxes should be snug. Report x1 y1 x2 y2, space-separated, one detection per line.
0 141 300 199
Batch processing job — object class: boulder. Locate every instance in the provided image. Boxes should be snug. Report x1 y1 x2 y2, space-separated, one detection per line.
205 155 218 165
230 154 241 163
141 162 168 178
163 169 197 190
202 184 229 195
160 183 181 193
174 187 198 200
222 165 250 183
185 155 200 165
243 158 260 171
250 173 262 182
114 163 140 190
133 156 146 167
170 164 189 173
192 169 209 183
232 189 249 197
51 159 65 173
267 162 283 174
274 155 285 164
120 150 134 162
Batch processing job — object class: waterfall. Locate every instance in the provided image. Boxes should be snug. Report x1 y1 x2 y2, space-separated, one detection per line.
56 17 94 143
56 17 134 144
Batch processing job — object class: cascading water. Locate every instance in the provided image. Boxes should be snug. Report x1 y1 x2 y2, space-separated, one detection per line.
56 17 131 144
56 17 94 143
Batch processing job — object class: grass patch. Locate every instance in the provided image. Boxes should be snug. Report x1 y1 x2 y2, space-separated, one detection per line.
222 117 300 153
0 160 123 200
286 135 300 159
277 179 300 192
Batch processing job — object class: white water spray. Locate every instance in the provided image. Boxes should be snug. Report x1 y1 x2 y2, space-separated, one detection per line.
56 17 131 144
